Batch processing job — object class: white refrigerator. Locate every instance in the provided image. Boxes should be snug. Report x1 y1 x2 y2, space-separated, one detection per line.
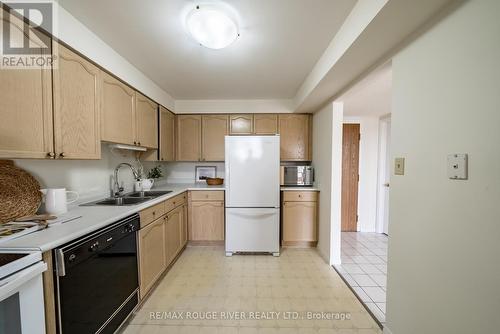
225 135 280 256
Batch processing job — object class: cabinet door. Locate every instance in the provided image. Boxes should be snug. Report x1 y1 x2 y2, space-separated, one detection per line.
181 204 188 247
101 72 136 145
189 201 224 241
0 10 53 159
159 106 175 161
165 206 182 265
229 114 253 134
53 43 101 159
138 218 166 298
254 114 278 135
176 115 201 161
136 92 158 149
202 114 228 161
282 201 317 242
278 114 311 161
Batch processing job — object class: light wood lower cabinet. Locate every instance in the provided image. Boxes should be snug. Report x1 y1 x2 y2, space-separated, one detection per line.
165 205 182 265
138 217 166 298
282 191 318 247
138 192 188 299
188 191 225 242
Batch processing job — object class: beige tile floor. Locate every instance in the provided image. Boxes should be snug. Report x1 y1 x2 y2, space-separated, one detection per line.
120 246 382 334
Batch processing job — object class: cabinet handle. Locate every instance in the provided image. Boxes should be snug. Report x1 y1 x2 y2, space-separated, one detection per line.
47 152 55 158
152 211 156 216
59 152 66 158
138 141 141 146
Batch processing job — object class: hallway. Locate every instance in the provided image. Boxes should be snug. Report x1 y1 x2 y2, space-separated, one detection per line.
334 233 388 324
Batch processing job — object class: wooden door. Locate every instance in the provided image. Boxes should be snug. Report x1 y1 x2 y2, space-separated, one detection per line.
278 114 311 161
101 72 136 145
189 201 224 241
202 114 228 161
0 10 54 159
53 43 101 159
176 115 201 161
282 201 317 242
341 124 360 232
229 114 253 134
254 114 278 134
135 92 158 148
138 218 165 298
159 106 175 161
165 206 182 265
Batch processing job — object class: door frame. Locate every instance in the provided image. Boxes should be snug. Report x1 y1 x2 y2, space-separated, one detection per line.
376 114 391 234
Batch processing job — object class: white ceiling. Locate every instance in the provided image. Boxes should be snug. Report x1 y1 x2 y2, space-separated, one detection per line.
341 62 392 117
58 0 356 100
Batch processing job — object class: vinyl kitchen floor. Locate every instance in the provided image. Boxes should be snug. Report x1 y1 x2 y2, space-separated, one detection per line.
333 233 388 324
121 246 382 334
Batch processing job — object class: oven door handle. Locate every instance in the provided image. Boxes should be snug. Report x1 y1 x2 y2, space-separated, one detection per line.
0 262 47 300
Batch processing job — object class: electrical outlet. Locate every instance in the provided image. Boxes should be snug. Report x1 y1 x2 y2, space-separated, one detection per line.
395 157 405 175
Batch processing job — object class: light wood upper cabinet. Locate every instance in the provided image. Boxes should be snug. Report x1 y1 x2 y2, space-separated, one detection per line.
138 217 165 298
101 72 136 145
254 114 278 134
159 106 175 161
135 92 158 149
52 43 101 159
229 114 253 134
0 10 53 159
278 114 311 161
176 115 202 161
202 115 228 161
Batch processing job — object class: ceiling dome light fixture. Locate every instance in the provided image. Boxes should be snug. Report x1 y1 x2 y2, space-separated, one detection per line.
186 4 239 50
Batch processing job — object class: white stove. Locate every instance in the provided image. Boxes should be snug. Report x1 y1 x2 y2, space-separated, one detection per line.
0 249 47 334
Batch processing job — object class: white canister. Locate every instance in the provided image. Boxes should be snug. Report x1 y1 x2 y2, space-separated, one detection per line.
134 180 143 192
41 188 79 215
141 179 154 191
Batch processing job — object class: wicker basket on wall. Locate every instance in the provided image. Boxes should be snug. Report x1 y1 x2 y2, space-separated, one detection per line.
0 160 42 224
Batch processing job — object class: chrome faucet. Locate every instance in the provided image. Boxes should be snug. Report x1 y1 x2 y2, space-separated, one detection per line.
113 163 139 197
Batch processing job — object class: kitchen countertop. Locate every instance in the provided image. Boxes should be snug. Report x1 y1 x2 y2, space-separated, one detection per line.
0 183 224 252
280 187 320 191
1 183 318 252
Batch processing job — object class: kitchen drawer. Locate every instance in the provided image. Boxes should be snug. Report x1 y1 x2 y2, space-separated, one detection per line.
165 192 187 212
282 191 318 202
139 202 166 228
190 190 224 202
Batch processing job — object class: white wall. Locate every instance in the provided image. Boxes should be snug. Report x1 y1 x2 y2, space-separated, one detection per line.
49 3 175 109
162 162 225 184
386 1 500 333
312 102 343 265
344 116 380 232
14 146 161 201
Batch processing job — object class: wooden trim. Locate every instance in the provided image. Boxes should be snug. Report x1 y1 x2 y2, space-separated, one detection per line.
282 241 317 248
42 251 56 334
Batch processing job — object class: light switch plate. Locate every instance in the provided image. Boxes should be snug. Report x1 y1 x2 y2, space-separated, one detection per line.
394 157 405 175
448 154 468 180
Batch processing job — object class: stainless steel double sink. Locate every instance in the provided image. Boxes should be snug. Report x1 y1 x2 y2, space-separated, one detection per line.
81 191 173 206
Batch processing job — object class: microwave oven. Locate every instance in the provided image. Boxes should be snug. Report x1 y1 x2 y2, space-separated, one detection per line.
281 166 314 186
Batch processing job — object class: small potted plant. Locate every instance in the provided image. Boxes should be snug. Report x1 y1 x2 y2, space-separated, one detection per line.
142 166 163 191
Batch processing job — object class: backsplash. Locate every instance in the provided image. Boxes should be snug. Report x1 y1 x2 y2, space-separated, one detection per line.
14 145 161 200
161 162 225 184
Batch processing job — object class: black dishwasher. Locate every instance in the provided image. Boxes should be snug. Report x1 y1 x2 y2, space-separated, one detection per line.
54 214 140 334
